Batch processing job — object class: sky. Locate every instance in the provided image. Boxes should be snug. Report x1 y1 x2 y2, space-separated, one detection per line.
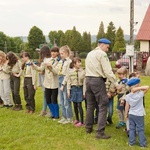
0 0 150 37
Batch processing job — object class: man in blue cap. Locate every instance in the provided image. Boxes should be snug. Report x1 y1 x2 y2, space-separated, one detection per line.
125 77 149 148
85 38 118 139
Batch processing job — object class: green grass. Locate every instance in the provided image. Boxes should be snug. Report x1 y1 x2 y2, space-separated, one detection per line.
0 76 150 150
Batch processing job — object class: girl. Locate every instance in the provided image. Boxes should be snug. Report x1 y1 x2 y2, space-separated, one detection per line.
57 45 73 124
0 50 12 108
67 57 85 127
32 46 60 119
21 51 37 113
6 51 23 110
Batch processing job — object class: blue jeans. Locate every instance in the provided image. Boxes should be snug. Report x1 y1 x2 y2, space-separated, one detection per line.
58 76 73 119
129 114 146 147
42 91 47 111
107 97 114 120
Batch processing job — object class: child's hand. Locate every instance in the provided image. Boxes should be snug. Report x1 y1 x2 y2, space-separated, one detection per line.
68 93 71 99
107 92 112 98
13 73 19 77
34 85 37 90
60 85 64 91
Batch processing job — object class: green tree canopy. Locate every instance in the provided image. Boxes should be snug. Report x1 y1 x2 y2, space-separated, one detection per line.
113 27 125 52
105 21 116 51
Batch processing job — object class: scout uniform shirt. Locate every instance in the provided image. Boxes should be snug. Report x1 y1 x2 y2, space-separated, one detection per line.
0 64 11 80
23 60 37 86
33 57 59 89
64 68 86 95
57 57 72 77
11 60 23 77
85 48 117 86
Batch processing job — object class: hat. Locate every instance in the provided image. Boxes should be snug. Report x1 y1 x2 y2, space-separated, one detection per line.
98 38 111 44
127 77 140 87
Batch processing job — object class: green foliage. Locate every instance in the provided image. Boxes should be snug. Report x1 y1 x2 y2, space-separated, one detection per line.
78 52 88 58
96 21 105 46
113 27 125 52
105 21 116 52
134 40 140 51
28 26 46 52
0 32 8 51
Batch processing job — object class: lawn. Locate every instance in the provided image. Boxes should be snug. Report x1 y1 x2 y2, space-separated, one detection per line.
0 76 150 150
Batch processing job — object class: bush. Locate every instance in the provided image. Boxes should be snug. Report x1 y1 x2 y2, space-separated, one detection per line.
79 52 88 58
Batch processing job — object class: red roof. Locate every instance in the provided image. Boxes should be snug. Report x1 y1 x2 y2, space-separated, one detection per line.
136 4 150 40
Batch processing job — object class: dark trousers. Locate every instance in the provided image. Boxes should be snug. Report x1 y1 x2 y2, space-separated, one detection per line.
85 77 109 135
45 88 58 104
23 77 35 111
10 75 21 105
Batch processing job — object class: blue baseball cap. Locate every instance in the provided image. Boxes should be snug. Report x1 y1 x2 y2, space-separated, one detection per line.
98 38 111 44
127 77 140 87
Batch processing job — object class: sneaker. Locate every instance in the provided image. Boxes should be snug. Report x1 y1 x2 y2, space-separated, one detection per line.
116 121 126 129
58 118 66 123
73 120 79 125
39 111 47 116
96 133 111 139
86 128 93 134
7 105 13 109
107 118 113 124
75 122 84 127
63 118 73 124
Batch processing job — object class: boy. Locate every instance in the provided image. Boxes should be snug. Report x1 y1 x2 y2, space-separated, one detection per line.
125 77 149 148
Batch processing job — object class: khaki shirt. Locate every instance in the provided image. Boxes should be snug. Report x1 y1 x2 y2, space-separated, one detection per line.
57 57 72 76
85 48 117 86
23 60 37 85
11 60 23 77
64 68 86 95
0 64 11 79
33 57 59 89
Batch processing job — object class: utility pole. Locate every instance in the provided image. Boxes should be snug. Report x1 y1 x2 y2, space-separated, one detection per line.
128 0 134 73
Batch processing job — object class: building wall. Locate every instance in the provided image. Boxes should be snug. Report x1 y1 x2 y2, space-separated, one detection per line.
140 41 149 52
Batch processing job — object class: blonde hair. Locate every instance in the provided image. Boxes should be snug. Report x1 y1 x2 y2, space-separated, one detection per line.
117 67 128 75
59 45 71 56
0 50 6 65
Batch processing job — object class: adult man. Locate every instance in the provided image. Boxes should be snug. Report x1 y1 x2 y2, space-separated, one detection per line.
85 38 117 139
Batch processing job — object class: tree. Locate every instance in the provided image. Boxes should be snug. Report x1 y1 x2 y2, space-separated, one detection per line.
28 26 46 52
48 31 58 46
113 27 125 52
0 32 7 51
96 21 105 46
105 21 116 51
12 37 23 53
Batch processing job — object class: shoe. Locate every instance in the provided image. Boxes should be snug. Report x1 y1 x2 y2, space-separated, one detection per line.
26 109 30 113
96 133 111 139
116 121 126 129
63 118 73 124
75 122 84 127
7 105 13 109
86 128 93 134
73 120 79 125
15 105 23 111
39 111 47 116
11 105 17 110
58 118 66 123
30 110 34 114
107 118 113 125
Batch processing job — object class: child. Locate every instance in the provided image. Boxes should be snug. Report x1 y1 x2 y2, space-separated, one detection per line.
66 57 85 127
125 77 149 148
57 45 73 124
32 46 60 119
21 51 37 114
6 51 23 111
116 67 129 129
0 50 12 108
105 79 117 124
125 71 141 136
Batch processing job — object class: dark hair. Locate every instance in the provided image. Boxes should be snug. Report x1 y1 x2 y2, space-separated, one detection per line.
20 51 30 58
39 45 51 63
129 72 140 79
70 57 81 68
50 46 59 53
7 51 19 68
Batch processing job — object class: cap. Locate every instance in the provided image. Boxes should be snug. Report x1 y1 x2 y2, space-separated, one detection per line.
127 77 140 87
98 38 111 44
